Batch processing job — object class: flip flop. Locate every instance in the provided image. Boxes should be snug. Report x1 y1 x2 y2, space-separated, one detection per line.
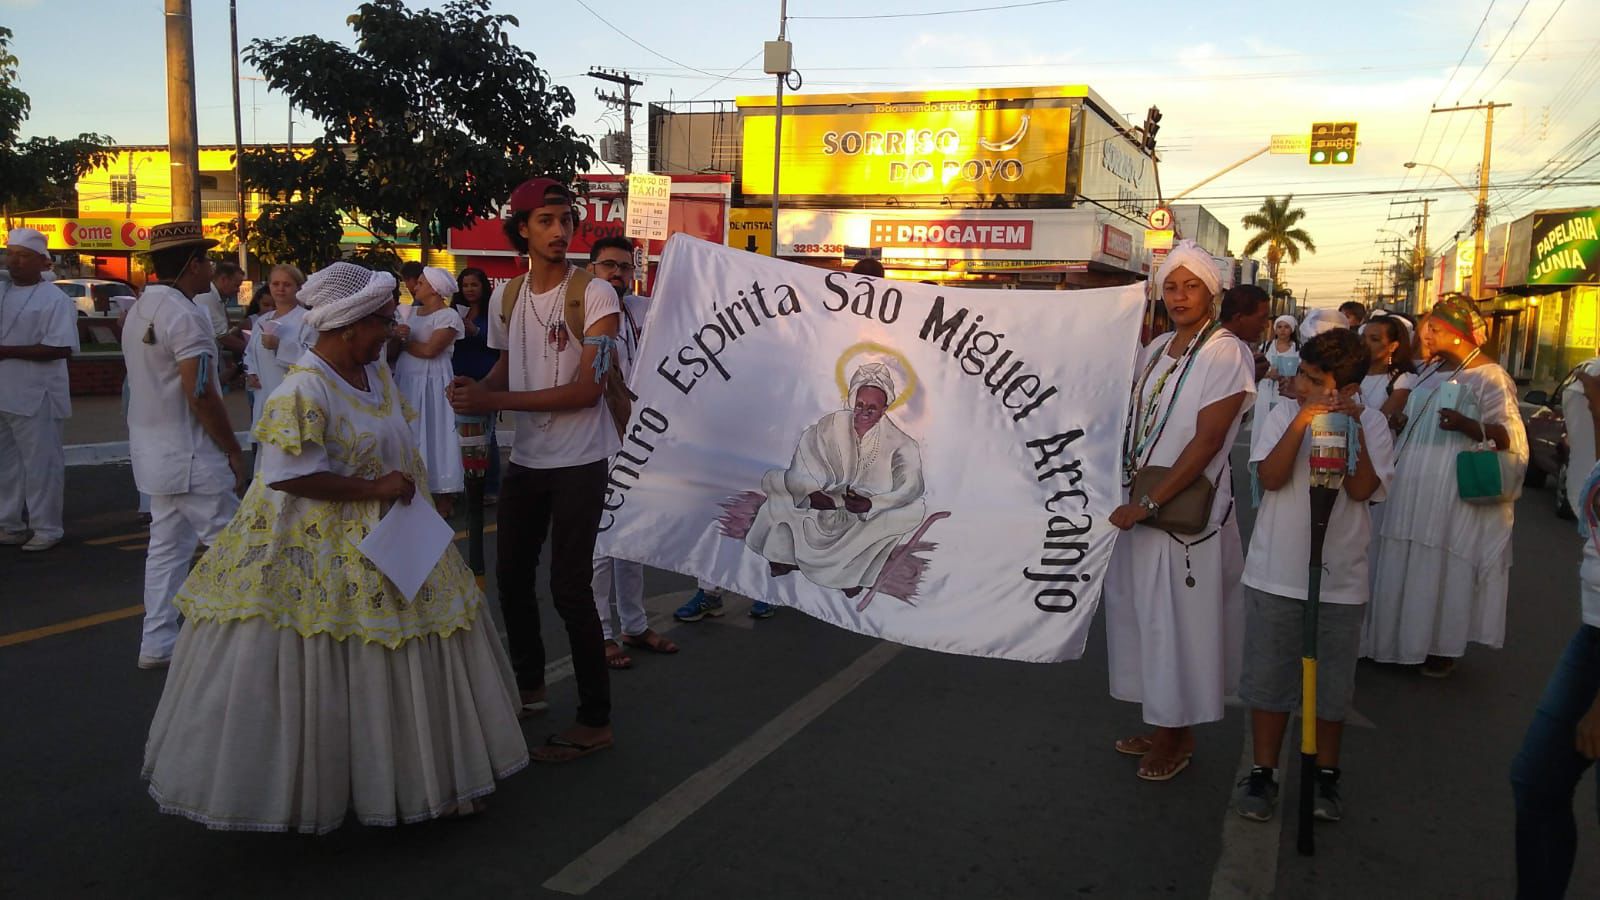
621 630 679 654
1136 753 1193 782
605 641 634 670
1115 735 1155 757
532 734 614 764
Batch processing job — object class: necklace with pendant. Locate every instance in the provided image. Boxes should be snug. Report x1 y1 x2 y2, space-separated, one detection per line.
518 265 574 431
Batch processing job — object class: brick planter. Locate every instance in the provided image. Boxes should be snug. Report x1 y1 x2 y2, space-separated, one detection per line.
69 353 126 396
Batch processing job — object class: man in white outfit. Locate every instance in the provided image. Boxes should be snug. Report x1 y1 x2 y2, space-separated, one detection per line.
123 222 248 669
587 235 679 665
0 228 80 552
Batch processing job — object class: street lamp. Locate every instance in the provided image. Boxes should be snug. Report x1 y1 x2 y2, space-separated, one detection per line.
1404 160 1489 299
1403 160 1474 194
125 154 155 217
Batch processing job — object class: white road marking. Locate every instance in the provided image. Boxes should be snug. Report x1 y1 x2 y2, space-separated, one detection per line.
1208 731 1286 900
542 641 903 895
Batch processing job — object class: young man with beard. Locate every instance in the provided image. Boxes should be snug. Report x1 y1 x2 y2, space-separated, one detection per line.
449 178 621 763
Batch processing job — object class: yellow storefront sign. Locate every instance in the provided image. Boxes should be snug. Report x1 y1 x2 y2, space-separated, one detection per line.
742 104 1071 197
727 207 774 255
12 217 156 252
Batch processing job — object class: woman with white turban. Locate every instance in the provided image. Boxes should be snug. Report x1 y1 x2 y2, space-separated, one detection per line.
393 265 466 500
143 262 527 833
1105 240 1257 781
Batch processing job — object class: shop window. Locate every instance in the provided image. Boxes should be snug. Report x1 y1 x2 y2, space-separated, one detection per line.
199 175 220 191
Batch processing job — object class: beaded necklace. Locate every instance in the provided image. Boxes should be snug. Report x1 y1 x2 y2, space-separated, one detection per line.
517 265 575 431
1120 321 1218 482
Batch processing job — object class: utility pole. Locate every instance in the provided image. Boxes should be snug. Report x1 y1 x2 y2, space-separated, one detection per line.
588 68 644 174
230 0 248 273
766 1 792 257
164 0 202 221
1392 197 1434 314
1430 102 1510 300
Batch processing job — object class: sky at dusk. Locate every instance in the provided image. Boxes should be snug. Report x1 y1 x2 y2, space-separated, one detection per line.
4 0 1597 304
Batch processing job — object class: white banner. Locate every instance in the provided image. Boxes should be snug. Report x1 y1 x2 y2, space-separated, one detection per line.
596 236 1145 662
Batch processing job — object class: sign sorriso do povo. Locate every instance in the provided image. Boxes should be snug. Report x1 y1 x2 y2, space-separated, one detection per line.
594 236 1145 662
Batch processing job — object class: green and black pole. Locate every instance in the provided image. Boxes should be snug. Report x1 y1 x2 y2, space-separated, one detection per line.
457 414 490 586
1300 411 1352 856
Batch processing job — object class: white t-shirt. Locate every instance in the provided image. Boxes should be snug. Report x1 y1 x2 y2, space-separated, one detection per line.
1358 373 1392 412
487 271 622 469
1243 402 1397 605
0 280 79 418
194 288 231 338
123 285 233 496
1562 357 1600 515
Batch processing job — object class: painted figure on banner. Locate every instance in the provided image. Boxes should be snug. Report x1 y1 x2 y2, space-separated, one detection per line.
722 360 945 607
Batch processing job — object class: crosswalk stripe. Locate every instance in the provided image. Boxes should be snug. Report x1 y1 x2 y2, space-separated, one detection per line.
0 605 145 649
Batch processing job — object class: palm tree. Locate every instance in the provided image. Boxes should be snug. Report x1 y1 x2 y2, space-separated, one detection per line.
1241 196 1316 313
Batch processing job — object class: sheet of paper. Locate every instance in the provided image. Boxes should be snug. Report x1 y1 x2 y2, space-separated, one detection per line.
357 497 455 604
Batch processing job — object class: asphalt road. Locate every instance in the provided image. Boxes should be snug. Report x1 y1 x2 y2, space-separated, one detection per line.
2 449 1596 899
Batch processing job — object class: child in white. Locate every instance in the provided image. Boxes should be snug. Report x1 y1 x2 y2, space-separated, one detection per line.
1234 329 1396 824
243 264 310 436
394 266 465 499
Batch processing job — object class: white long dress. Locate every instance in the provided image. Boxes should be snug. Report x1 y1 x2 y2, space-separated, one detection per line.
142 354 527 833
1364 362 1528 662
1106 330 1256 727
395 307 465 494
1251 340 1298 436
242 305 310 434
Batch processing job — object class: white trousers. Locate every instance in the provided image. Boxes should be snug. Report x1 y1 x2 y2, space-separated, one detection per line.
0 412 66 541
141 491 238 660
592 556 646 641
696 579 724 595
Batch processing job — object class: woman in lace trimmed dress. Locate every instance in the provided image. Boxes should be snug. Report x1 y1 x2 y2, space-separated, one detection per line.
143 262 527 833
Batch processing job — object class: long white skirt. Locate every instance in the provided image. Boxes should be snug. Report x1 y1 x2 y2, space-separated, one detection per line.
143 616 528 834
1105 518 1246 728
1362 536 1511 663
399 373 464 493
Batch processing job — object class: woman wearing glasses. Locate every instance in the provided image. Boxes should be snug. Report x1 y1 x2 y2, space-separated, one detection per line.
143 262 527 833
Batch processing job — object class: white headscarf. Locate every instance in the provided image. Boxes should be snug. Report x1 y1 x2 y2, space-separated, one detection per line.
420 266 457 301
1154 240 1221 298
1368 309 1414 336
1299 307 1345 342
300 262 397 332
1273 314 1298 333
848 362 898 408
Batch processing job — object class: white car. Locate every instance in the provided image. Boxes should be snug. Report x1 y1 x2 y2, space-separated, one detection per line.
53 278 136 316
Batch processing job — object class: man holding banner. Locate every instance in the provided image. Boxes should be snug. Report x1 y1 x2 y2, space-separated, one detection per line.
448 177 621 763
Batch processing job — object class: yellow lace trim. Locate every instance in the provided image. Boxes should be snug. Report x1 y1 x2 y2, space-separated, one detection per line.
176 481 481 648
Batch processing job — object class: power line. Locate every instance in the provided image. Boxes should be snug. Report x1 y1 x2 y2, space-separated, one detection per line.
569 0 737 80
1482 0 1570 96
790 0 1070 20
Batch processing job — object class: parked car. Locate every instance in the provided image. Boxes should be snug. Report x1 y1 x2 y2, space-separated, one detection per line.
53 278 136 316
1519 372 1577 519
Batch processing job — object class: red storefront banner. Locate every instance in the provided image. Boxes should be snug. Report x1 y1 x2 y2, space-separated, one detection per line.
1101 225 1132 261
868 219 1034 251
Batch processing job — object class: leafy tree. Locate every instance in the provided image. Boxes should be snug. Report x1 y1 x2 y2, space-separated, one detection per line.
242 0 594 263
0 26 113 220
224 199 346 271
1241 195 1317 309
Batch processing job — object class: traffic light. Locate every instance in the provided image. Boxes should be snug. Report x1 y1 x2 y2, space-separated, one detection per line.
1142 106 1162 153
1309 121 1358 166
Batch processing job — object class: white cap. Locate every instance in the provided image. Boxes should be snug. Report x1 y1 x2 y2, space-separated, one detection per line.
5 227 49 258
